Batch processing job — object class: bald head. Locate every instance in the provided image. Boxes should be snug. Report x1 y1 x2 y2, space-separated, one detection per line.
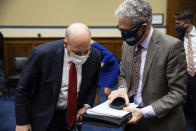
66 23 91 41
64 23 91 56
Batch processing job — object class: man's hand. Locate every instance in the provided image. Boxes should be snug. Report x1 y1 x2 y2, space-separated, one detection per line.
76 107 88 124
123 107 144 124
16 124 32 131
108 87 129 106
104 87 112 98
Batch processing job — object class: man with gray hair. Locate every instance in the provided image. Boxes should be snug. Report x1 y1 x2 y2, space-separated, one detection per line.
108 0 187 130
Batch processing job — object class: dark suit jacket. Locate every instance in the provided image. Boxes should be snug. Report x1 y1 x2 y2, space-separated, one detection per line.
0 32 3 61
15 39 101 131
175 32 196 119
118 29 187 131
174 32 185 42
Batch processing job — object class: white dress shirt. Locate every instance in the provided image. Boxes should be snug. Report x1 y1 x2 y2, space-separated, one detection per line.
134 27 156 118
184 26 196 72
56 48 82 110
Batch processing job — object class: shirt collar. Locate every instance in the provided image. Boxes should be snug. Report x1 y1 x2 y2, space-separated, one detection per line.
64 48 71 63
188 26 196 37
140 27 153 49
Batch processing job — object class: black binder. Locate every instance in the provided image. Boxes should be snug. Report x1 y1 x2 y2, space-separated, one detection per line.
80 112 132 128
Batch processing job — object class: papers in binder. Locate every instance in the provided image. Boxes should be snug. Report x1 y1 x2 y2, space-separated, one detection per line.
87 100 138 118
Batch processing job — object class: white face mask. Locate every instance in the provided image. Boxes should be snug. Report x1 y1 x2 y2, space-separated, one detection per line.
69 51 90 65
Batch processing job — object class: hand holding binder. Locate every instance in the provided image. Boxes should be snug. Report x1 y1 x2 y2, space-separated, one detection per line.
80 101 138 128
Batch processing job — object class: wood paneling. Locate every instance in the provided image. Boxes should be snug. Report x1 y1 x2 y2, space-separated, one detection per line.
93 37 123 57
4 37 123 78
167 0 180 36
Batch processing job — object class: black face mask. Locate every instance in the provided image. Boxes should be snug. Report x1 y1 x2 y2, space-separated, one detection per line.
175 22 187 33
120 23 145 46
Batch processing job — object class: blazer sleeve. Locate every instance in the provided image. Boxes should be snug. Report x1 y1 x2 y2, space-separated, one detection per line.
117 42 129 88
15 48 41 125
151 40 187 119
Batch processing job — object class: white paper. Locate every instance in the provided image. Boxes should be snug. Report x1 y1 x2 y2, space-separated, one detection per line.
87 100 138 118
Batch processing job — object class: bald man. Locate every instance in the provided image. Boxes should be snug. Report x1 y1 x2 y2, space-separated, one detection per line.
15 23 101 131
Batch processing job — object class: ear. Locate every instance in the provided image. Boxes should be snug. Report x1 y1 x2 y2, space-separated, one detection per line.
142 23 148 27
141 23 148 31
64 39 68 48
185 20 191 24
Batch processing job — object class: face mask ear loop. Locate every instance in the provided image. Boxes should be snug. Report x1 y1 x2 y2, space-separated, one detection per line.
136 22 146 40
138 30 146 41
182 22 186 26
133 21 147 34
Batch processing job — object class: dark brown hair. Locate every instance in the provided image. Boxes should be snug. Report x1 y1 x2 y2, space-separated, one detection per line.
174 10 194 23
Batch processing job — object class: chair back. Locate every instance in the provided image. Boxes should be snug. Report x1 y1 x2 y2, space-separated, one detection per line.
13 57 27 73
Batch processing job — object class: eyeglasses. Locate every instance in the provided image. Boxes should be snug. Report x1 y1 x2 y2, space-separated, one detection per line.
116 23 144 34
116 24 137 33
117 21 146 33
175 19 190 26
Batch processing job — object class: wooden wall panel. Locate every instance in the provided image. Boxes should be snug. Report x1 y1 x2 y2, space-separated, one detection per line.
4 37 123 78
93 37 123 57
167 0 180 36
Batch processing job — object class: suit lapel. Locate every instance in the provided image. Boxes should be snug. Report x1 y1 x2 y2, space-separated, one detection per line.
79 51 92 91
142 29 159 89
80 61 88 89
77 53 91 106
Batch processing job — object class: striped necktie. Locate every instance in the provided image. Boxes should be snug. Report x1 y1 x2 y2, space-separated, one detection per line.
186 34 195 77
129 45 143 96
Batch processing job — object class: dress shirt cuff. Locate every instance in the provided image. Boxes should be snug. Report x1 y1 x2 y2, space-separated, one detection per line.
141 105 156 118
118 85 128 91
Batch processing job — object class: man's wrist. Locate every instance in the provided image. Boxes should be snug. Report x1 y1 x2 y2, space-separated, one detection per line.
118 85 128 91
83 104 91 109
141 105 156 118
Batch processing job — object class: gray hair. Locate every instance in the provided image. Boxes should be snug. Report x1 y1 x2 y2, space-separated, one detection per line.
115 0 152 25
